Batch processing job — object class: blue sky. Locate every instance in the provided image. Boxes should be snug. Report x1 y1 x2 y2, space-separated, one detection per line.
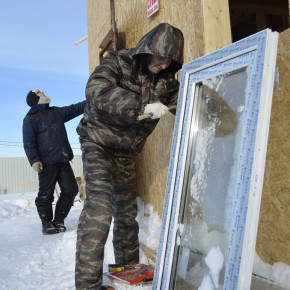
0 0 89 157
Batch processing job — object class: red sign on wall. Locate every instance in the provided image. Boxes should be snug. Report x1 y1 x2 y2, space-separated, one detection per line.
147 0 159 18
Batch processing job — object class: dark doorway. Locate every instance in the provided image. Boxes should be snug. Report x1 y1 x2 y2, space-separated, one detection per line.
229 0 289 42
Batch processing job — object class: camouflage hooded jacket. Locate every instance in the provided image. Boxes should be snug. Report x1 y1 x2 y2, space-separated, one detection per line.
77 23 184 155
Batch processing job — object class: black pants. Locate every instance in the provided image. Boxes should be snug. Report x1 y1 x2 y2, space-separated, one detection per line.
35 163 79 223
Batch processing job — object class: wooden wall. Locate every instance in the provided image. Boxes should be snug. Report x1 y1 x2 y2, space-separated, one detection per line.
86 0 231 217
85 0 290 267
256 28 290 265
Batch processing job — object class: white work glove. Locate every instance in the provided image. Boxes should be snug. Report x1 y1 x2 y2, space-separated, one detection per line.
144 102 169 119
32 161 43 172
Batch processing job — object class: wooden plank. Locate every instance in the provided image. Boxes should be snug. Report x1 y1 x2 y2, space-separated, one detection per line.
256 28 290 266
140 242 157 262
99 29 113 49
202 0 232 54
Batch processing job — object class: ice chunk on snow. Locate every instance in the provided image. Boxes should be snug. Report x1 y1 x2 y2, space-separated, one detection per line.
198 274 215 290
204 246 224 288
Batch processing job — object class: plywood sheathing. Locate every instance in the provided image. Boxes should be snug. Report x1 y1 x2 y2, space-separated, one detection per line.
256 28 290 266
86 0 290 268
202 0 232 54
86 0 232 217
86 0 111 74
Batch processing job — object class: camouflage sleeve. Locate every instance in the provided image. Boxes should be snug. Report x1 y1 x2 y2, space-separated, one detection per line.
161 74 180 114
86 52 141 120
166 79 179 107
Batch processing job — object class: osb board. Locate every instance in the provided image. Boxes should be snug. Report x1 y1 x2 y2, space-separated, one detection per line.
86 0 111 74
85 0 232 217
86 0 207 67
256 29 290 265
202 0 232 54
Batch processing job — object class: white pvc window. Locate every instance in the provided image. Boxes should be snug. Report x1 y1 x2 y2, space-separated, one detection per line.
153 29 278 290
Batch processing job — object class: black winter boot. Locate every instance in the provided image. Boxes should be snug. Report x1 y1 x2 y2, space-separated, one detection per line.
42 220 58 235
53 220 66 233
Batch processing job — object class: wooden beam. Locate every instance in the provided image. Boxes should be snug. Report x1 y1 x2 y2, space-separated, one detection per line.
99 29 113 49
110 0 117 51
75 35 88 46
202 0 232 54
99 0 118 63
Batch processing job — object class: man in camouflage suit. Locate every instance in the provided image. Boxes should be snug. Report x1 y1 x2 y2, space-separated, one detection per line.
75 23 184 289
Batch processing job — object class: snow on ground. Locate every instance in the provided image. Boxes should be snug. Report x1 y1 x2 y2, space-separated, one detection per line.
0 192 153 290
0 192 290 290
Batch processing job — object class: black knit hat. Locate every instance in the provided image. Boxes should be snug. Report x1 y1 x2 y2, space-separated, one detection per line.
26 90 40 107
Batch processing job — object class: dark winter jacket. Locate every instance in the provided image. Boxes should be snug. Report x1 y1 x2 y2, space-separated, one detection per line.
77 23 184 156
23 101 86 166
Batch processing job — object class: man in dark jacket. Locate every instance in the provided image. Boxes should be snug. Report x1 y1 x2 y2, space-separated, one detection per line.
23 89 86 235
75 23 184 289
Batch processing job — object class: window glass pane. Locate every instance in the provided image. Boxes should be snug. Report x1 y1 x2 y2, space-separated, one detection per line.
171 68 248 289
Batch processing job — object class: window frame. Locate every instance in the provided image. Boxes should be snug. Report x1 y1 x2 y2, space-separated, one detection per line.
153 29 279 290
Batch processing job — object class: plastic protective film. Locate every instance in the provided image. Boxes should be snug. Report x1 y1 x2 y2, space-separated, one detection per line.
153 29 279 290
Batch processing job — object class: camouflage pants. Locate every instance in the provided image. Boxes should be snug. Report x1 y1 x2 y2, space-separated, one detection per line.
75 139 139 290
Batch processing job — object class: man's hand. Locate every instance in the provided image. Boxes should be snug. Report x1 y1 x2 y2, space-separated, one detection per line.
144 102 169 119
32 161 43 172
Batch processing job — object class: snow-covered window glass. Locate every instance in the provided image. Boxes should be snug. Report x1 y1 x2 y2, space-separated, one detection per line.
154 29 279 290
171 72 245 289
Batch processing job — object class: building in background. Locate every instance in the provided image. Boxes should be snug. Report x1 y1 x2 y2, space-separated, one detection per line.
0 155 83 195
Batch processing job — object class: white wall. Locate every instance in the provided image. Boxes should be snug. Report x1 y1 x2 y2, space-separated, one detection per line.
0 156 83 195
